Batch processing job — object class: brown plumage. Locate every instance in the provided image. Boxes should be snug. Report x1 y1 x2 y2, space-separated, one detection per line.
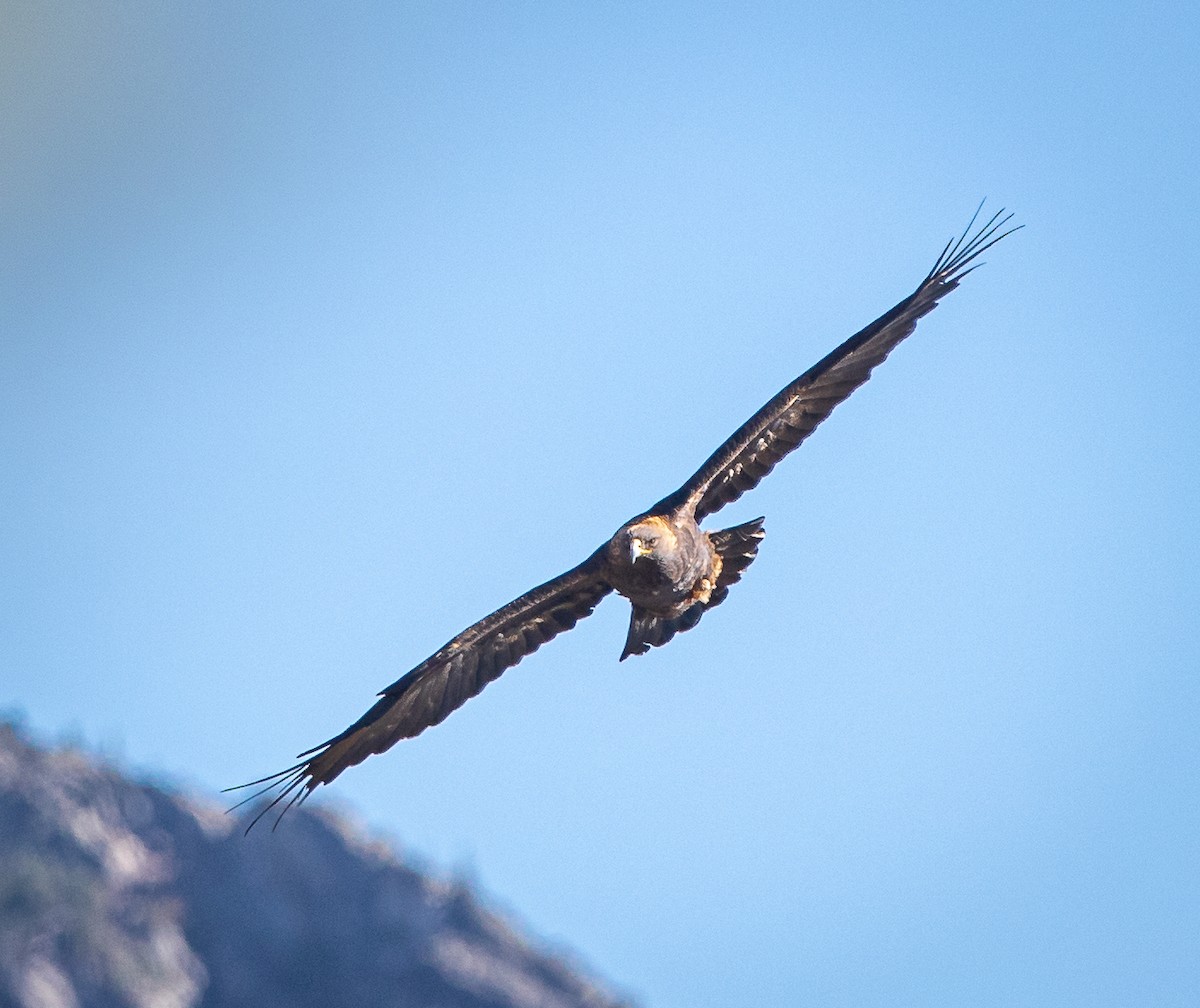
230 206 1019 830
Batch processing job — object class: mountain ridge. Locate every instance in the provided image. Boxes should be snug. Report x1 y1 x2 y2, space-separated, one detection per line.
0 720 633 1008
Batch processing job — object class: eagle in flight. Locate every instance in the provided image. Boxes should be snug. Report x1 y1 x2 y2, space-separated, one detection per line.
233 206 1018 829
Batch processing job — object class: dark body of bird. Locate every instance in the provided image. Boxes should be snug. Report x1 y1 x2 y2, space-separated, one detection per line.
606 513 764 659
233 207 1019 829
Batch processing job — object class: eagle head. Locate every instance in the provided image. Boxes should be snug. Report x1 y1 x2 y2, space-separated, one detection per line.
618 518 677 567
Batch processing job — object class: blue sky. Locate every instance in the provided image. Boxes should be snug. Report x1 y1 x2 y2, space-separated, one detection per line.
3 3 1198 1005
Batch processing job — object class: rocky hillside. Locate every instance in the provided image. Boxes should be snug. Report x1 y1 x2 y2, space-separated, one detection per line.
0 722 631 1008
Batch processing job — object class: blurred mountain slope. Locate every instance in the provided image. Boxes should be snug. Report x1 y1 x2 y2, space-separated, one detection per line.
0 721 631 1008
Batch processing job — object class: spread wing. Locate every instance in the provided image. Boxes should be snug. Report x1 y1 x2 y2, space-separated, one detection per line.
230 552 611 830
656 207 1019 522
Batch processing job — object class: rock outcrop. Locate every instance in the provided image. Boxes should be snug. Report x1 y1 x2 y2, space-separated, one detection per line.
0 721 631 1008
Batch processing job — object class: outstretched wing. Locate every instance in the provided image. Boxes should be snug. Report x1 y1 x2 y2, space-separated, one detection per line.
230 552 611 830
657 207 1019 522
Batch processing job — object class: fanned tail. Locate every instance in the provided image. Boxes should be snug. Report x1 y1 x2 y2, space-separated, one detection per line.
707 517 767 600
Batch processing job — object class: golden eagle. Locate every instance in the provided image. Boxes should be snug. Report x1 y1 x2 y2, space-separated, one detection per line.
232 207 1018 829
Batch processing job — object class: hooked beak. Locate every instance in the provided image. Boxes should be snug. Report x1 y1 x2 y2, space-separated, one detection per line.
629 537 652 563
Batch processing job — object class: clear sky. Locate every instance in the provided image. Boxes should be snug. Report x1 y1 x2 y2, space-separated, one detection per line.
3 3 1198 1005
